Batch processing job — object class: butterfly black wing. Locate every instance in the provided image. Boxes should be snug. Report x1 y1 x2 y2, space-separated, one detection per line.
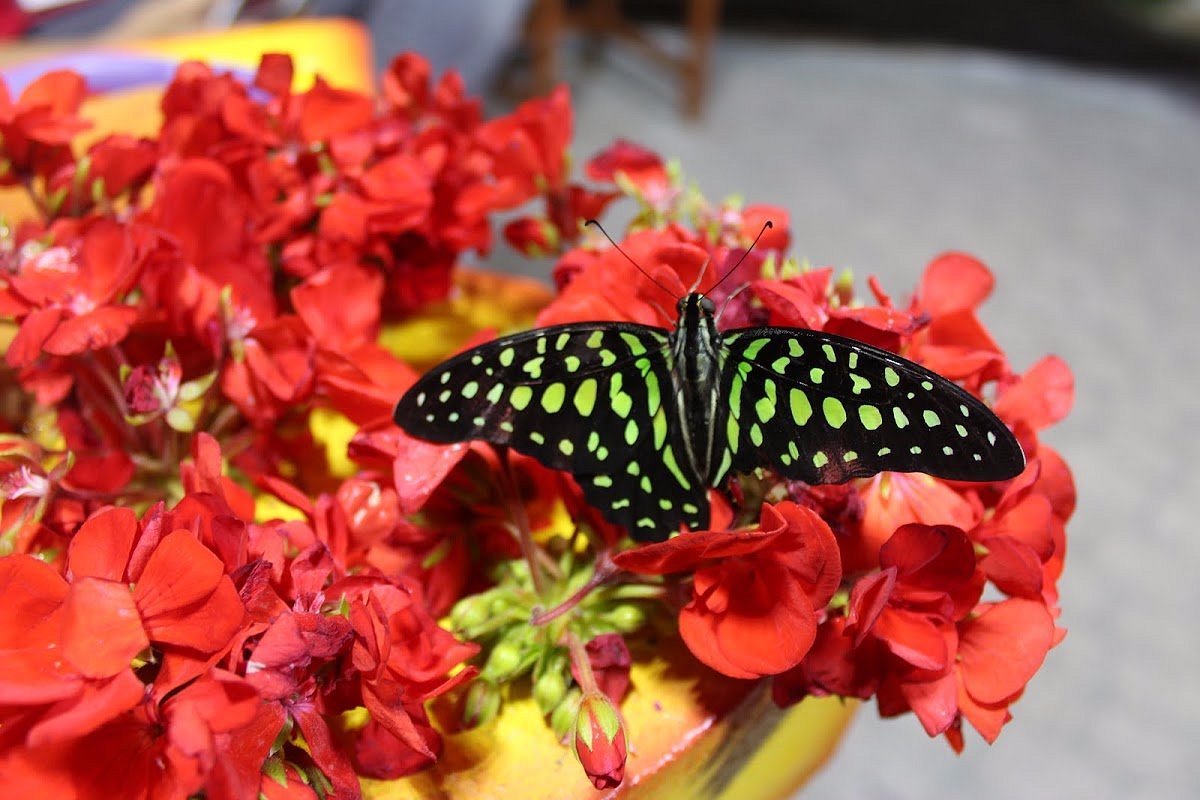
717 328 1025 485
393 323 709 541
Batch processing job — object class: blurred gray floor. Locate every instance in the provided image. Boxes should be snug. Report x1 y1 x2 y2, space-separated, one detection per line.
486 32 1200 799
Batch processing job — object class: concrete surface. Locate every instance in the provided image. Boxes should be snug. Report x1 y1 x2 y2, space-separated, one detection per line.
487 32 1200 799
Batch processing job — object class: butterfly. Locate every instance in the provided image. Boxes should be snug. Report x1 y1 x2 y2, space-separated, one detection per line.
393 229 1025 542
393 305 1025 543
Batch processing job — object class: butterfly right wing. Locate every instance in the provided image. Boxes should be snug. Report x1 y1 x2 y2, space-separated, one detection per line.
393 323 709 541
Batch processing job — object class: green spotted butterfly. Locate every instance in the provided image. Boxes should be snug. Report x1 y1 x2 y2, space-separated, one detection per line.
393 285 1025 543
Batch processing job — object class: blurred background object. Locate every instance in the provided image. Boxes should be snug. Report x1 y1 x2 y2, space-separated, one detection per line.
2 2 1198 798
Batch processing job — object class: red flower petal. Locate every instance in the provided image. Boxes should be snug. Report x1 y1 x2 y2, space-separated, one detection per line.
958 598 1056 704
994 355 1074 431
67 506 137 581
978 536 1044 598
585 139 665 189
61 577 148 678
917 252 994 315
299 78 374 141
846 568 896 643
874 608 950 671
254 53 294 96
133 531 245 652
898 670 959 737
5 307 64 368
391 433 470 514
24 670 145 748
0 554 68 648
19 70 88 120
680 558 816 679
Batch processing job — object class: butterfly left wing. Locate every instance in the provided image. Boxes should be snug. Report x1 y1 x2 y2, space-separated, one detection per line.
393 323 709 542
716 327 1025 485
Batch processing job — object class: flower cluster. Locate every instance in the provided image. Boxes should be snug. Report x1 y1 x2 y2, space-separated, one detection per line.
1 49 1074 798
531 186 1074 750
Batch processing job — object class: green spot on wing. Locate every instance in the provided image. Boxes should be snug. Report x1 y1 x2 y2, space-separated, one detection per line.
511 385 533 410
743 338 770 359
574 379 597 416
859 405 883 430
541 382 566 413
619 332 647 355
790 388 812 425
822 397 847 429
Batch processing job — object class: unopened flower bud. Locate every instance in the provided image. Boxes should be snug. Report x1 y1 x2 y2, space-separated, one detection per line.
462 680 501 728
533 666 568 714
481 639 523 681
601 603 646 633
573 691 627 790
450 594 491 632
549 688 582 740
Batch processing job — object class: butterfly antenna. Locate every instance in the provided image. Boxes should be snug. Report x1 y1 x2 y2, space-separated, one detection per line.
585 219 677 300
686 254 711 295
714 282 752 325
705 220 774 296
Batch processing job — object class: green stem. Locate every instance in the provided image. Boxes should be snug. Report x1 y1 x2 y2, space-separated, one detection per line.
564 629 598 694
530 553 618 627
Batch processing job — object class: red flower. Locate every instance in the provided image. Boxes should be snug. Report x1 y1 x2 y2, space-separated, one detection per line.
849 472 981 574
994 355 1075 434
952 598 1058 746
616 502 842 678
0 70 89 182
845 525 983 673
66 507 247 673
585 138 666 191
904 252 1009 391
5 219 143 369
342 579 479 777
5 671 261 800
969 466 1056 601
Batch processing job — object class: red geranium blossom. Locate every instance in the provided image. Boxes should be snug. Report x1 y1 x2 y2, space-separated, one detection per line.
616 502 842 678
0 70 89 182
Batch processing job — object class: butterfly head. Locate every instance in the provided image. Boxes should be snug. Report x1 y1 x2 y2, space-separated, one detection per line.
677 293 716 319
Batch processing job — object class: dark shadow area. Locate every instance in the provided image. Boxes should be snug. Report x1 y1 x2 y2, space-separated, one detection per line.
626 0 1200 75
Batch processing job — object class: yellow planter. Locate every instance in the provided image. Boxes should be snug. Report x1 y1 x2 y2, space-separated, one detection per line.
364 638 856 799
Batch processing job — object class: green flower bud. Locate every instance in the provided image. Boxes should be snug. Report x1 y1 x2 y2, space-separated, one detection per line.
462 680 501 728
533 666 568 714
550 688 582 740
481 638 524 682
450 594 492 632
600 603 646 633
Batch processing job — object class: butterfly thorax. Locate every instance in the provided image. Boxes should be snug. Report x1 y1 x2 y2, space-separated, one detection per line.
669 294 726 485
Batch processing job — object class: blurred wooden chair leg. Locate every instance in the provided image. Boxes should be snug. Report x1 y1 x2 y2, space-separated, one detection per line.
524 0 722 117
527 0 565 95
684 0 720 118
